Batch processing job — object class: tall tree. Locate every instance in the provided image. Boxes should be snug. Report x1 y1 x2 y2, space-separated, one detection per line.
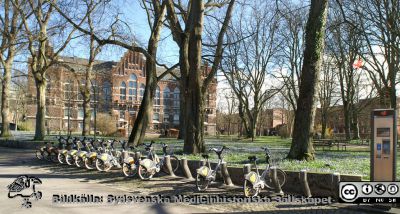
336 0 400 109
53 0 177 146
318 57 338 139
221 1 281 140
329 0 377 140
287 0 328 161
166 0 236 153
0 0 25 137
16 0 86 140
81 2 102 136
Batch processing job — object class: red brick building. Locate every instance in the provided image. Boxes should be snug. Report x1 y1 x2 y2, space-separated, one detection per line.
26 50 217 136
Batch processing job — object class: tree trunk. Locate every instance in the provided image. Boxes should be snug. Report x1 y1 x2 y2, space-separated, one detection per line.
128 78 155 146
178 82 186 140
321 109 327 139
34 79 46 140
128 3 165 146
183 0 205 154
183 80 205 153
287 0 328 161
238 102 250 137
350 105 359 139
343 102 351 140
177 39 189 140
1 61 12 137
82 65 92 136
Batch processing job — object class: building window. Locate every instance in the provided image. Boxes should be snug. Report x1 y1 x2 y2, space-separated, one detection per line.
164 114 169 123
78 108 84 119
64 108 71 118
78 122 83 130
120 110 125 119
128 74 137 101
46 75 51 94
103 81 111 102
173 87 180 107
64 80 74 100
153 113 160 122
154 86 160 106
163 87 170 107
120 81 126 100
90 80 99 101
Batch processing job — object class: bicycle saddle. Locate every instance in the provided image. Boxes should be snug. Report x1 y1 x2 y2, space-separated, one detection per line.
248 156 258 162
202 154 209 159
210 146 228 155
143 141 154 151
261 146 271 155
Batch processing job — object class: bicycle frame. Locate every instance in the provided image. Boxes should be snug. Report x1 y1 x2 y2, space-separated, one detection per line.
203 157 222 180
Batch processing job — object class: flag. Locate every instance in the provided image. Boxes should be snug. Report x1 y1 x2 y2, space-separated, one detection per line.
353 58 363 69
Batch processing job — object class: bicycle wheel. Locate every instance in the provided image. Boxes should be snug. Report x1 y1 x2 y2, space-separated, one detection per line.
58 153 66 164
122 163 137 177
196 174 209 191
161 155 180 174
244 180 259 197
264 168 286 189
138 165 153 180
84 157 95 170
50 152 58 163
66 155 75 165
96 159 105 171
75 156 84 168
169 155 180 173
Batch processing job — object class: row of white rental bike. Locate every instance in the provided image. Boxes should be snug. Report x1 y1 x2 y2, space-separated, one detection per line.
35 136 180 180
36 136 286 196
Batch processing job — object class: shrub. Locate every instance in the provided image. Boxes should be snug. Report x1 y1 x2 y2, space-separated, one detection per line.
18 121 35 131
96 113 118 136
277 125 290 139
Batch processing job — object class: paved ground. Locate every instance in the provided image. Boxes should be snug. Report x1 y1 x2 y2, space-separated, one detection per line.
0 146 398 214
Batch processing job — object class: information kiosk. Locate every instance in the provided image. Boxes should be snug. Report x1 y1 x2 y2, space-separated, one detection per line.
371 109 397 181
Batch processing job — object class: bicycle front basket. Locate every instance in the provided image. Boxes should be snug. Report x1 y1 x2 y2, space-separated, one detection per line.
197 166 210 177
245 171 259 184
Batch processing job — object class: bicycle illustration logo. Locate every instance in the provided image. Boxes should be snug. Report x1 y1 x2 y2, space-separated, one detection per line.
7 175 42 208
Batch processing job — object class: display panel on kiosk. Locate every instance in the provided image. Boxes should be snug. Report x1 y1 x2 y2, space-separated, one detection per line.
371 109 397 181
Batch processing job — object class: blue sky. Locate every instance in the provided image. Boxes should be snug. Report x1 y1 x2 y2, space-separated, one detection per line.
62 0 180 65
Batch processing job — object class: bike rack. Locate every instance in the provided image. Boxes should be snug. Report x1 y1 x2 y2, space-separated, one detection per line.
122 151 129 160
221 162 233 186
243 164 252 175
164 155 176 177
271 167 284 196
134 151 141 162
300 169 312 197
180 158 193 179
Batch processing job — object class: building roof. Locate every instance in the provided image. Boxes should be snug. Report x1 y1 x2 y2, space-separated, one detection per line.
57 56 117 74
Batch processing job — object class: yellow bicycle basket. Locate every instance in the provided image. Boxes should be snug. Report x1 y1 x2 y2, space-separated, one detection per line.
197 166 209 177
100 154 108 161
